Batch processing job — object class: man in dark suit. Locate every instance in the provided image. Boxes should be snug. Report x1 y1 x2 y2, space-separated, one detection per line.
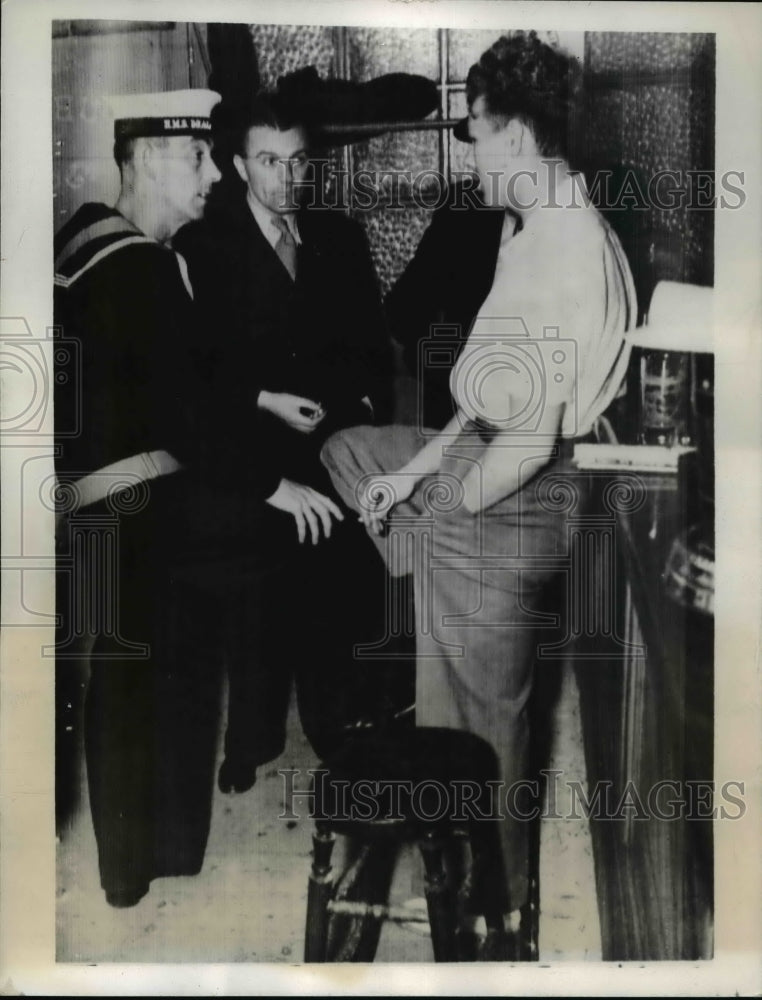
175 93 396 790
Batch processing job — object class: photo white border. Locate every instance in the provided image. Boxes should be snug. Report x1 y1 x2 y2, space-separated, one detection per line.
2 0 761 994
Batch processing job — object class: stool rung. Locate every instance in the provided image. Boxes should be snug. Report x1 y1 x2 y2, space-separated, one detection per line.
327 900 430 924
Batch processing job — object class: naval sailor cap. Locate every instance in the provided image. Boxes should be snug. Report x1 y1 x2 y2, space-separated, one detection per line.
108 89 221 141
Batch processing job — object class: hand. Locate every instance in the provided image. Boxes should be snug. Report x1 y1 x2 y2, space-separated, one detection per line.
360 396 374 419
358 472 416 536
258 390 326 434
265 478 344 544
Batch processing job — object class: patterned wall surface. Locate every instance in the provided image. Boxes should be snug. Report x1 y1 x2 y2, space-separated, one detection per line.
585 32 714 298
347 27 439 81
588 31 711 74
344 28 440 295
249 23 336 89
351 130 440 188
355 206 436 300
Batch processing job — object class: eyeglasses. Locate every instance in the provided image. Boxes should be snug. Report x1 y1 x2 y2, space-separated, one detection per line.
252 153 310 169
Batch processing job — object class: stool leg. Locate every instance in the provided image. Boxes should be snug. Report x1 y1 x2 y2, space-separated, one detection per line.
519 821 540 961
467 821 507 934
419 830 457 962
519 874 539 960
304 823 336 962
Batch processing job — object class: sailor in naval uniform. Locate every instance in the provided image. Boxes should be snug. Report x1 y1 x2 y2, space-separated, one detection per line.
54 89 225 908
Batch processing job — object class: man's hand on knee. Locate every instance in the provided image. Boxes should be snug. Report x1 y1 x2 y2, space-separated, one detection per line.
265 478 344 544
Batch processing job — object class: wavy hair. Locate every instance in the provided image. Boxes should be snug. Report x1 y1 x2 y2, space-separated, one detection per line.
466 31 576 160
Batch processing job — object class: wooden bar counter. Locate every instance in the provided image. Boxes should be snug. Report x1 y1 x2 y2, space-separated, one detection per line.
569 455 714 960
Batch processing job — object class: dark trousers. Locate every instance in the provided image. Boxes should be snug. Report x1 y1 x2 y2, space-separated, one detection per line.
221 506 406 767
72 473 224 899
63 471 299 898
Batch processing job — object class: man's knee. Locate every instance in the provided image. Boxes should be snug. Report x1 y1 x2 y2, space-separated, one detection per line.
319 426 356 473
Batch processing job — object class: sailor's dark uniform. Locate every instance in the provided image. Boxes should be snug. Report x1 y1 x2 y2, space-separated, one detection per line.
55 204 223 906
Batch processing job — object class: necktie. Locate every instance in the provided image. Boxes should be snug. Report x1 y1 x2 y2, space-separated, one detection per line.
272 216 297 281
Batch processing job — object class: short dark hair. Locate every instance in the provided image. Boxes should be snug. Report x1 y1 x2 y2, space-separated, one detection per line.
113 134 172 170
217 91 312 159
466 31 576 160
113 135 138 169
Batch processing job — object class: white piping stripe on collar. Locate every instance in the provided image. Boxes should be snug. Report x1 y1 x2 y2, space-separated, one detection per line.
55 215 143 272
174 251 194 300
54 235 157 288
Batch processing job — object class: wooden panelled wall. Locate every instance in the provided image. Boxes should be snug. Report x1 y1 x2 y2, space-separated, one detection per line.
52 21 210 226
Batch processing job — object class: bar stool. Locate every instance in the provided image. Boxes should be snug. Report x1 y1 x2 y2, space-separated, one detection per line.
303 726 517 962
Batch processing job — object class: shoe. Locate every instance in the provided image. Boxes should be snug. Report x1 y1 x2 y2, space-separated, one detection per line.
479 927 519 962
105 884 149 908
217 757 258 794
456 929 484 961
456 914 488 961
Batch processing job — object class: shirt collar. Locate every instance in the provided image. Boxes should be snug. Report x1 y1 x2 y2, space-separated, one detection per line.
246 190 301 248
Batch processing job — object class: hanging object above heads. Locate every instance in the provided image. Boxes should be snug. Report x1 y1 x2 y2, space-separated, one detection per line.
274 66 440 147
